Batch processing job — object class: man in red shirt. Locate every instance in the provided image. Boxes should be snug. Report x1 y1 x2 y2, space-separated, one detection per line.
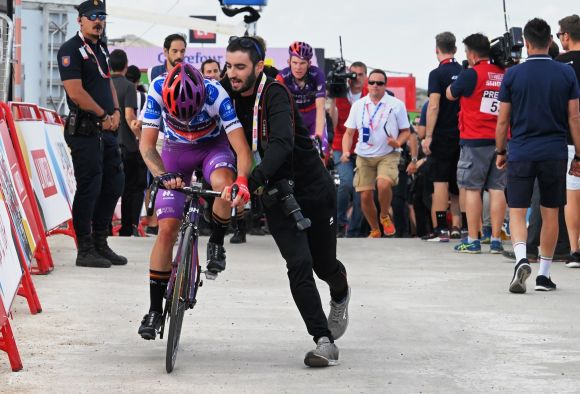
328 61 368 237
446 33 507 254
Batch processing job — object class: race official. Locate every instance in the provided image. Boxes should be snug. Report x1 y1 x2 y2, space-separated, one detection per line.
58 0 126 268
496 18 580 293
446 33 507 254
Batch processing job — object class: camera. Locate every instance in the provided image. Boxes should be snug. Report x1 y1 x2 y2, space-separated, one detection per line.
326 58 357 98
490 27 523 68
265 180 311 231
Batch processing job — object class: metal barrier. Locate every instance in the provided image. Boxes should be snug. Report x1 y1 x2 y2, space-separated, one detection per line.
0 13 14 103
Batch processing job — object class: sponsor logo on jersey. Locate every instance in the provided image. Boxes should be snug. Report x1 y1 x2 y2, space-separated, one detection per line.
205 83 219 105
219 98 236 121
153 78 164 94
144 96 162 119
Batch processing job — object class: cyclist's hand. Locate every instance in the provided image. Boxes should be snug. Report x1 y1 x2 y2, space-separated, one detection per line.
158 172 185 189
223 176 250 207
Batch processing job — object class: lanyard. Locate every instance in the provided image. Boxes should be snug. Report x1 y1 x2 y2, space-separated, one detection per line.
363 101 384 131
252 73 268 152
77 31 110 79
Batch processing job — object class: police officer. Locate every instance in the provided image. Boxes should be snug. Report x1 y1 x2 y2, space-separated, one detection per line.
58 0 126 268
224 37 350 368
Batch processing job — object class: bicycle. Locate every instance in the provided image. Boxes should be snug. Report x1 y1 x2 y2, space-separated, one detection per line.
147 173 237 373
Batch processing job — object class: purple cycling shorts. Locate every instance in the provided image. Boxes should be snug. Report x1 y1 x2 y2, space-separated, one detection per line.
155 137 235 220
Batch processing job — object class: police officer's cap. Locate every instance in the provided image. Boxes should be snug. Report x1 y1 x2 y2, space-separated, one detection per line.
76 0 106 16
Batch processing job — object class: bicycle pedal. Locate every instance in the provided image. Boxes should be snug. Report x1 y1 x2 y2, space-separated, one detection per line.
204 271 218 280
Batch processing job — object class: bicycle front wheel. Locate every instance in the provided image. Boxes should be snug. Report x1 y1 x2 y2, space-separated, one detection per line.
166 226 194 373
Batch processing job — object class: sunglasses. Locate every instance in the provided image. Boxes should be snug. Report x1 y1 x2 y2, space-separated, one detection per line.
85 14 106 21
368 81 385 86
556 32 567 39
228 36 264 60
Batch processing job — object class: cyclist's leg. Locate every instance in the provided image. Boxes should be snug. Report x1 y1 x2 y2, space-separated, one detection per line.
202 139 236 272
140 141 204 338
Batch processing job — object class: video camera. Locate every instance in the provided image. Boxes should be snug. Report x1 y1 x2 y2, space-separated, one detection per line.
490 27 523 68
325 37 357 98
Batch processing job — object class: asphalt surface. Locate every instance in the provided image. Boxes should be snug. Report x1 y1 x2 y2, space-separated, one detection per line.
3 234 580 393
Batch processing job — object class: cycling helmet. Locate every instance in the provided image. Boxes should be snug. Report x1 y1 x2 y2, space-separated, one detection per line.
162 63 206 121
288 41 313 61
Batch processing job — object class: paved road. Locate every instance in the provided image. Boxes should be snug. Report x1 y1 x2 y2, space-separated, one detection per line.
3 235 580 393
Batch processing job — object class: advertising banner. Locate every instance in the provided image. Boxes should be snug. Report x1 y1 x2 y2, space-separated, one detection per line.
0 198 23 315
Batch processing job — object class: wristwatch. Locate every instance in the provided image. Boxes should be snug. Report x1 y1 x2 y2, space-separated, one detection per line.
495 148 507 155
411 157 418 163
113 107 121 115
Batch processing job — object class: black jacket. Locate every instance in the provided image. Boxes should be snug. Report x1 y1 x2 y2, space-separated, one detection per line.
229 74 331 198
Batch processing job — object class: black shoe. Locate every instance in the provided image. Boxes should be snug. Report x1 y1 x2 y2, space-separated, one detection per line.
450 227 461 239
75 235 111 268
509 259 531 294
94 232 128 266
206 242 226 273
138 311 163 340
535 275 557 291
145 226 158 236
566 252 580 268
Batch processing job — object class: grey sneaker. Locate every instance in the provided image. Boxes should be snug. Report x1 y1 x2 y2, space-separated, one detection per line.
327 287 350 340
304 337 339 367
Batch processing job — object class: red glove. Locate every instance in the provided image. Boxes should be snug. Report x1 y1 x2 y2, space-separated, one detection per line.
225 176 250 206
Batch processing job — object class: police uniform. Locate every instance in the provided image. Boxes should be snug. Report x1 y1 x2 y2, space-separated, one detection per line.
57 0 125 267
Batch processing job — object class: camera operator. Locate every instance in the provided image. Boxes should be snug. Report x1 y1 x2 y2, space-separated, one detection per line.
557 14 580 266
225 36 350 367
422 32 464 242
446 33 507 254
327 61 368 237
57 0 126 268
496 18 580 293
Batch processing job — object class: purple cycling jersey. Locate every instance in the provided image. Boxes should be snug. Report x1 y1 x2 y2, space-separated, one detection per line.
154 138 236 220
276 65 326 113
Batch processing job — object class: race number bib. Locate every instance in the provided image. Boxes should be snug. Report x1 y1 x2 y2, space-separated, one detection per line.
480 90 500 116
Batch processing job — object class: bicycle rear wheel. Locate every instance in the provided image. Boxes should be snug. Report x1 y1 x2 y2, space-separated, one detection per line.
166 226 194 373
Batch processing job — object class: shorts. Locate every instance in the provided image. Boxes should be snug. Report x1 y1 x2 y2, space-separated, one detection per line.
567 145 580 191
155 139 235 220
507 160 567 208
457 145 506 190
354 152 400 192
428 149 460 195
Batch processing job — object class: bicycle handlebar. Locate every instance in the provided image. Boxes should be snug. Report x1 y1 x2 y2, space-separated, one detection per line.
146 179 223 217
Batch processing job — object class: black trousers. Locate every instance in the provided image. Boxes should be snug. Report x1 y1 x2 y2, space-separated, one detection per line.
65 129 124 236
263 179 348 341
119 147 148 235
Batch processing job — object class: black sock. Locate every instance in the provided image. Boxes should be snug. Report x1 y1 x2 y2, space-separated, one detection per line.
461 212 468 231
149 269 171 314
209 212 230 246
436 211 448 233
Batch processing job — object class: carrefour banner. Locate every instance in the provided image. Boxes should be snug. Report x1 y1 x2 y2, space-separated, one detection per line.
0 198 24 315
108 47 322 78
12 117 71 231
0 115 37 268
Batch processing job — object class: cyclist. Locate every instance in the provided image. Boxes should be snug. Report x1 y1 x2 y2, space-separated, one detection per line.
138 63 251 340
276 41 328 155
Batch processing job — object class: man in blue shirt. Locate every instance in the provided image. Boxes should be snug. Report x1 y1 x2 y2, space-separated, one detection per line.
496 18 580 294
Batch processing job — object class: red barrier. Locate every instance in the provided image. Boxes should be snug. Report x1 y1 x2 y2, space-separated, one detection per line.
0 302 22 372
1 102 54 274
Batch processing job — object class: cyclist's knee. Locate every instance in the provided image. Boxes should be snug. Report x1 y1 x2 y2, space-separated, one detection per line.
157 219 180 243
209 168 235 192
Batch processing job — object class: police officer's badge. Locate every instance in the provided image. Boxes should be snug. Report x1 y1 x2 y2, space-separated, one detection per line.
62 56 71 67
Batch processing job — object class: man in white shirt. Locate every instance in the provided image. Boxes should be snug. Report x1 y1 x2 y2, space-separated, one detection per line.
342 69 411 238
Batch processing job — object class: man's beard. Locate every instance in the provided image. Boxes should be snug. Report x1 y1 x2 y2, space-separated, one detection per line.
169 58 183 68
233 71 257 95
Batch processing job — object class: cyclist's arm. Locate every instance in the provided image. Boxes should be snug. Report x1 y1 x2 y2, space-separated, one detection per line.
140 127 165 177
315 97 326 139
226 127 252 178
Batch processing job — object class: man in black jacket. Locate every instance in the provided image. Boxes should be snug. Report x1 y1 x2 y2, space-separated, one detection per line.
224 36 350 367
